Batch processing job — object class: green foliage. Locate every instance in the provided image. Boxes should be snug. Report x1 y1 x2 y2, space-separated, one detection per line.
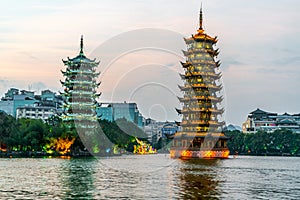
1 111 299 156
98 118 148 153
225 129 300 155
0 113 150 155
0 112 17 144
115 118 147 139
6 118 48 151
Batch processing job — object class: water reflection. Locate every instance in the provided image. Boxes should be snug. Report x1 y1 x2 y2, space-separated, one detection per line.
60 158 96 199
175 159 222 199
0 156 298 199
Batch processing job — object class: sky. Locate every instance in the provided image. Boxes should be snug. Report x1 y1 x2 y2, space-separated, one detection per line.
0 0 300 126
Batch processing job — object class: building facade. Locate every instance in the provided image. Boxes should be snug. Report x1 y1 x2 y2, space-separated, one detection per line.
0 100 14 116
96 102 145 127
16 106 56 121
242 108 300 133
143 119 178 144
0 88 62 119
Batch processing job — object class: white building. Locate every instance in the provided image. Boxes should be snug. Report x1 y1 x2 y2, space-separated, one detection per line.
16 105 56 121
242 108 300 133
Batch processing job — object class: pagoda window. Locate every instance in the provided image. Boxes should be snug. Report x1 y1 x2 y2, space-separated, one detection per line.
182 140 187 147
178 140 182 147
196 43 203 48
196 54 202 58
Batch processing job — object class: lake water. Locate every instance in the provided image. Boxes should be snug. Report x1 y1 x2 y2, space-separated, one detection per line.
0 155 299 199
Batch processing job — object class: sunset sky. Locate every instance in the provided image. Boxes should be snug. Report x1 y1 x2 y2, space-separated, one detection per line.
1 0 300 126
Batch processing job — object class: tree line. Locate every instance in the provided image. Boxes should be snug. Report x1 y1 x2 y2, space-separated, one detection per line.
0 111 148 156
1 110 299 157
225 130 300 156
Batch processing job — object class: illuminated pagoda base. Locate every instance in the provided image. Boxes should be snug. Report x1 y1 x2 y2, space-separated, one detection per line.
170 7 229 159
170 135 229 159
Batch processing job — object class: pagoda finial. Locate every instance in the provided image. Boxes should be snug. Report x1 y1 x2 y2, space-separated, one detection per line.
199 2 203 30
80 35 84 55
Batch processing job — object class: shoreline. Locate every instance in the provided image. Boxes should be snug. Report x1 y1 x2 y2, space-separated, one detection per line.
1 151 299 158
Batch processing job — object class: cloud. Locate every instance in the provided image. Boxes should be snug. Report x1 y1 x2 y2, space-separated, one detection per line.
18 51 40 61
221 57 245 70
165 62 177 67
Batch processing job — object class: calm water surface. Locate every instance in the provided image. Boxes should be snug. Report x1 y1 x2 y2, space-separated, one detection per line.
0 155 299 199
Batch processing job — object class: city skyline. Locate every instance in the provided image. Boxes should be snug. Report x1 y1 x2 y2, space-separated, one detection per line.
1 0 300 125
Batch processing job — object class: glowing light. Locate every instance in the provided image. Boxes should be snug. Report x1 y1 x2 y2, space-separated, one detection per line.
171 150 230 159
181 150 192 157
134 137 156 155
0 147 7 152
44 137 75 155
0 144 7 152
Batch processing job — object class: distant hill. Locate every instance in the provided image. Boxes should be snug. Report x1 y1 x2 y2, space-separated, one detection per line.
224 124 242 132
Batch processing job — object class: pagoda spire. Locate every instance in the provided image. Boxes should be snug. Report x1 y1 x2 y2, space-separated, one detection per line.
199 3 203 30
80 35 84 56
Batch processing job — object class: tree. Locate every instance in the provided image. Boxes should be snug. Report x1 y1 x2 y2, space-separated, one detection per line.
0 111 17 150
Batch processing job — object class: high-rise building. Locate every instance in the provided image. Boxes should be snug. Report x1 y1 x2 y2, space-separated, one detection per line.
60 36 101 132
170 7 229 158
96 102 145 127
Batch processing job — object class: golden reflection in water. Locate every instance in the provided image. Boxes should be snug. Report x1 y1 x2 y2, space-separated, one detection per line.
174 159 222 199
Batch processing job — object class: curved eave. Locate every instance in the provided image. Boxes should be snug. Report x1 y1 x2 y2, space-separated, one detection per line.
96 82 101 87
182 50 189 57
178 97 222 103
175 108 182 114
178 85 185 91
193 30 218 43
94 92 102 97
61 70 67 75
186 48 218 57
177 96 184 102
184 72 221 79
186 96 222 102
184 33 218 44
179 74 185 79
191 84 222 91
63 68 100 74
67 54 97 63
63 58 100 66
206 48 219 57
173 132 229 140
179 84 222 91
181 108 224 114
62 80 99 86
180 61 192 68
180 120 225 127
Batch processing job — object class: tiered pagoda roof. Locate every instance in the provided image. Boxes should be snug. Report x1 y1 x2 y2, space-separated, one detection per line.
170 6 229 159
60 36 101 125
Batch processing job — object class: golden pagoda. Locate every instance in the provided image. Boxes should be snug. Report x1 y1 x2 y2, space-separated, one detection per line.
170 6 229 159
